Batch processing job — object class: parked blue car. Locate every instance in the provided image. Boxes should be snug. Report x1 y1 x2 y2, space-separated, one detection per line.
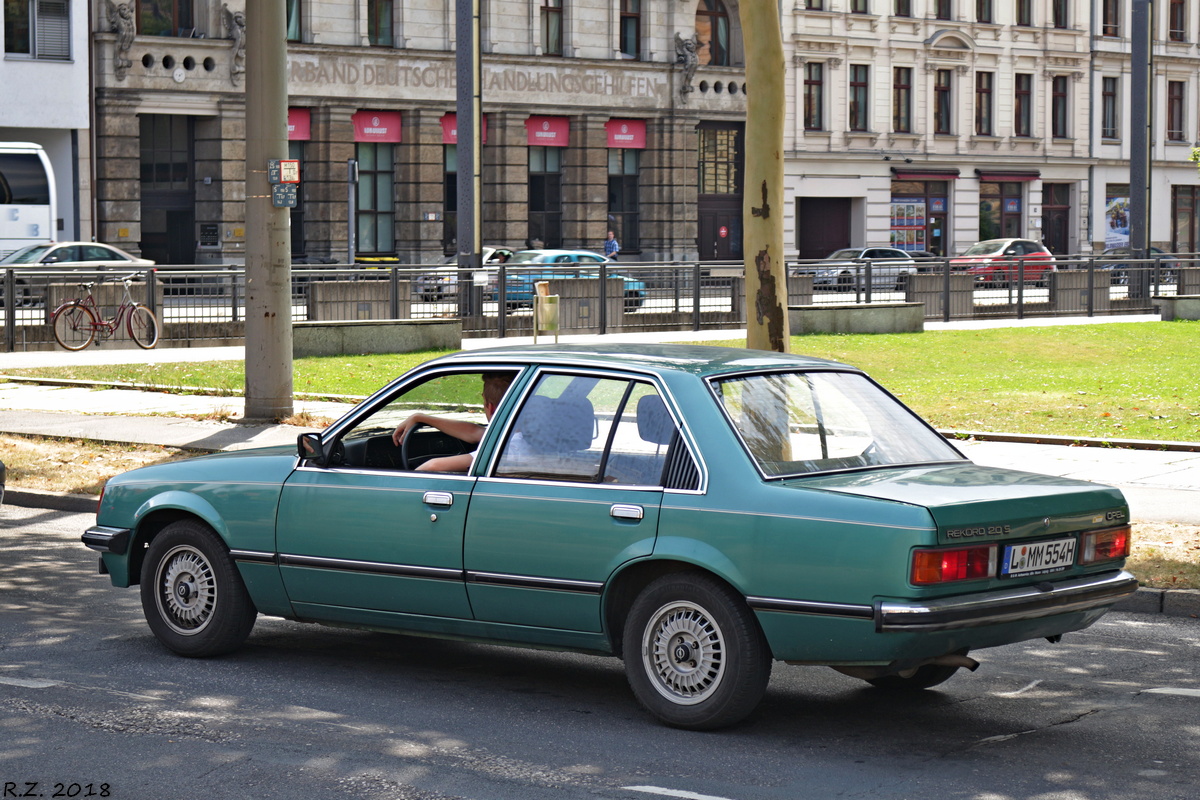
492 250 646 310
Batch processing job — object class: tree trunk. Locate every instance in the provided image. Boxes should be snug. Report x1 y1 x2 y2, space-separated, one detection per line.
739 0 789 353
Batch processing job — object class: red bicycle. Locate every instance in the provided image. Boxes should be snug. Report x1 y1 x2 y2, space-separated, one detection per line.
51 273 160 351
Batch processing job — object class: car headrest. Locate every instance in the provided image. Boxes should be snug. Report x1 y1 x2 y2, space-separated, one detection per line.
520 395 596 453
636 394 675 446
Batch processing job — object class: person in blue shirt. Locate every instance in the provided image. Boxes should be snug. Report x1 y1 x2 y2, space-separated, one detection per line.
604 230 620 260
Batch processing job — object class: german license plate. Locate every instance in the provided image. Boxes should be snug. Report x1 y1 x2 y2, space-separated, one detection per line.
1001 537 1077 577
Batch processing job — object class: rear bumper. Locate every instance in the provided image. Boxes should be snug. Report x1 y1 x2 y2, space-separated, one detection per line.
876 570 1139 633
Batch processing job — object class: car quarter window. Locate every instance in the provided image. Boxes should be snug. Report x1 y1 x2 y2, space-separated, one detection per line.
713 371 963 478
493 373 694 487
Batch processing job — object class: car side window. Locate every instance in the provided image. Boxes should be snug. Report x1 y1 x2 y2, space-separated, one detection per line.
49 246 80 263
493 374 688 487
82 245 117 261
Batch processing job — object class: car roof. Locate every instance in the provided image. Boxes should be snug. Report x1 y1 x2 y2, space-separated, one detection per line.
431 343 854 378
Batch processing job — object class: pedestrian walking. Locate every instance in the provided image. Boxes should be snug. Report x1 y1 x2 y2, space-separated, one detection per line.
604 230 620 260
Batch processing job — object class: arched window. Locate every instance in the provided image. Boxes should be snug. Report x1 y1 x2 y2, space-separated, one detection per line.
695 0 729 67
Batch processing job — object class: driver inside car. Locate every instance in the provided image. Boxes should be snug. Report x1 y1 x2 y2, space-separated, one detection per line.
391 373 514 472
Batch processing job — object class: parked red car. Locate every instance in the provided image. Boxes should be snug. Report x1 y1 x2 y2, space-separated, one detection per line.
951 238 1056 286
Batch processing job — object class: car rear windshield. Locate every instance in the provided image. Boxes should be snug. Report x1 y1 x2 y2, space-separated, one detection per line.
711 370 964 478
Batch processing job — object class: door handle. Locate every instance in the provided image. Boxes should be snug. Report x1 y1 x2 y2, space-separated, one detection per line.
423 491 454 507
610 504 644 521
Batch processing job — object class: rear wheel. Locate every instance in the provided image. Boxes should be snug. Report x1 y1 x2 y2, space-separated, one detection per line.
623 572 772 730
140 519 257 657
127 303 160 349
52 302 97 350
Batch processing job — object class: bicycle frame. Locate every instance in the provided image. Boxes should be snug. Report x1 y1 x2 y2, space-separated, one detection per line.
68 278 140 339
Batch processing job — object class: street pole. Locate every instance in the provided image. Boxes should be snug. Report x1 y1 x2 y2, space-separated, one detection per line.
244 0 294 420
1129 0 1154 300
455 0 482 316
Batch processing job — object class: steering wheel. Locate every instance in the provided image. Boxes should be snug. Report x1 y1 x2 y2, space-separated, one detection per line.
399 422 433 471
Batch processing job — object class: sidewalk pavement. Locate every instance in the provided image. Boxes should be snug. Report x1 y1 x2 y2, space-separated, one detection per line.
0 314 1195 616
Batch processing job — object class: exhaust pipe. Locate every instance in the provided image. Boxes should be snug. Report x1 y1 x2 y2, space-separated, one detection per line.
827 653 980 682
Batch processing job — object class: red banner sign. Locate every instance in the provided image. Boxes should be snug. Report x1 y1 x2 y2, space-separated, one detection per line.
352 110 402 143
287 108 311 141
440 113 489 145
605 118 646 149
525 116 570 147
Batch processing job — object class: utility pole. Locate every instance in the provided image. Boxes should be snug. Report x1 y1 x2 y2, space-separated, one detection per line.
243 0 294 420
1129 0 1154 301
739 0 788 352
455 0 483 315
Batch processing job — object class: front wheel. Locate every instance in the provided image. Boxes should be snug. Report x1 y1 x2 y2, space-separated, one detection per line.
623 572 772 730
140 519 257 657
52 302 97 351
127 303 160 349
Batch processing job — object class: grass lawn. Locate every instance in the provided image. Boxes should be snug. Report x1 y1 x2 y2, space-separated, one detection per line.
7 321 1199 443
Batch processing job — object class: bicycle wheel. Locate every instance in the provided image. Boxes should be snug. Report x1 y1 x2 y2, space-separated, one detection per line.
52 302 98 351
128 304 160 349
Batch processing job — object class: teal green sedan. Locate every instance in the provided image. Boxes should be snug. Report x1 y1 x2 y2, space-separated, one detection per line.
83 344 1137 729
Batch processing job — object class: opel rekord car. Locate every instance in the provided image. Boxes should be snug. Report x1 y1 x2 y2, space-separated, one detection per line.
83 345 1136 730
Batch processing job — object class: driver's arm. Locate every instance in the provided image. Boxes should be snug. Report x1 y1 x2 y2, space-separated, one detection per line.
417 453 473 473
392 413 485 447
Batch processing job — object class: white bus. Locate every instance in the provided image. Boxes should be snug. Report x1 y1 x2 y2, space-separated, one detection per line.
0 142 56 259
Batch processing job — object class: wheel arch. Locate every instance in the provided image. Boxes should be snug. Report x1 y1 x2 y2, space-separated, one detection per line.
128 500 229 586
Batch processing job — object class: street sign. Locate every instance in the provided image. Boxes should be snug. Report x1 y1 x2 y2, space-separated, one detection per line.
272 183 298 208
267 159 301 184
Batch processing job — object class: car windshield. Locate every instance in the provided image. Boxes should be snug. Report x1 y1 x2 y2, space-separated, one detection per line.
825 249 861 260
0 244 54 264
961 241 1005 256
507 252 546 264
712 370 964 478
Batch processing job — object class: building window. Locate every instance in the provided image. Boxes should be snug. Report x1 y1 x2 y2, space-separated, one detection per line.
695 0 729 66
804 63 824 131
976 0 991 23
980 182 1023 240
542 0 563 56
975 72 993 136
368 0 393 46
1169 0 1186 41
286 0 301 41
288 141 306 257
698 125 742 195
140 115 192 191
608 149 640 252
137 0 192 36
1101 0 1119 36
1052 0 1068 28
4 0 69 58
1051 76 1069 138
893 67 912 133
806 0 823 8
619 0 640 59
849 65 869 132
1015 0 1032 25
528 146 563 248
1102 77 1119 139
850 0 868 13
356 143 395 255
934 69 952 135
934 0 951 21
894 0 911 16
1014 73 1032 137
1172 185 1200 252
1167 81 1186 141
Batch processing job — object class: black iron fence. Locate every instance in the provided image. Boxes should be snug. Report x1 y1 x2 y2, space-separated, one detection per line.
3 255 1195 351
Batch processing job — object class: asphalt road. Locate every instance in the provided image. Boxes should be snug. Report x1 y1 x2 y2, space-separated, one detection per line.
3 505 1198 800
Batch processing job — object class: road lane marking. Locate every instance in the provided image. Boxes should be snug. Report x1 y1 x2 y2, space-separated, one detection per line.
1144 687 1200 698
0 677 59 689
623 787 737 800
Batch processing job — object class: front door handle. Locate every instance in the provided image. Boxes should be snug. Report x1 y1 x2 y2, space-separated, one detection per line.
423 491 454 507
610 504 644 521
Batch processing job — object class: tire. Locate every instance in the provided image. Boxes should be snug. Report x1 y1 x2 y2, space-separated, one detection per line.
624 290 645 311
127 303 160 349
835 272 854 291
866 662 961 691
623 572 772 730
140 519 257 657
52 302 97 351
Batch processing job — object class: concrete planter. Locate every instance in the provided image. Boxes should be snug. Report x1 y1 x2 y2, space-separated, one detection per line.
788 302 924 335
292 319 461 357
1156 295 1200 321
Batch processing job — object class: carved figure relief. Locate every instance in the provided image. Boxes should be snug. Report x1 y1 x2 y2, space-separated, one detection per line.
675 32 700 103
222 4 247 86
104 0 136 81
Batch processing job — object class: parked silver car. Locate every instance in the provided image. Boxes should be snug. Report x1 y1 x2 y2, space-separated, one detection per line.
795 247 918 291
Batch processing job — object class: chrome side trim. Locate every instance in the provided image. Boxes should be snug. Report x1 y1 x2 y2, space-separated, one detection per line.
746 596 874 620
230 549 278 565
278 554 462 581
81 525 131 555
877 570 1139 633
466 570 604 595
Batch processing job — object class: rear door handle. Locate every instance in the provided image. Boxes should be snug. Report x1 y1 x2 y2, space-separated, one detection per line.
423 491 454 507
610 504 644 521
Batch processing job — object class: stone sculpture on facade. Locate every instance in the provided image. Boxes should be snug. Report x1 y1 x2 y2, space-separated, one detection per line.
222 4 247 86
675 32 700 103
104 0 136 81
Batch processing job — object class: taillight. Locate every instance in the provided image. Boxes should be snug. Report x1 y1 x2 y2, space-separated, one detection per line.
911 545 997 585
1080 526 1131 565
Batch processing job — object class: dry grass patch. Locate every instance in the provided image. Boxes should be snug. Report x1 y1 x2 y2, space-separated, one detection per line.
0 434 190 496
1128 521 1200 590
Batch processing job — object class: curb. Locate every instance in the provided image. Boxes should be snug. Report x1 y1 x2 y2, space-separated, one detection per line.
5 484 1197 619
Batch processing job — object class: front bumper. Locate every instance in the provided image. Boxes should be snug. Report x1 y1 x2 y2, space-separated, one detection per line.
877 570 1138 633
82 525 131 555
